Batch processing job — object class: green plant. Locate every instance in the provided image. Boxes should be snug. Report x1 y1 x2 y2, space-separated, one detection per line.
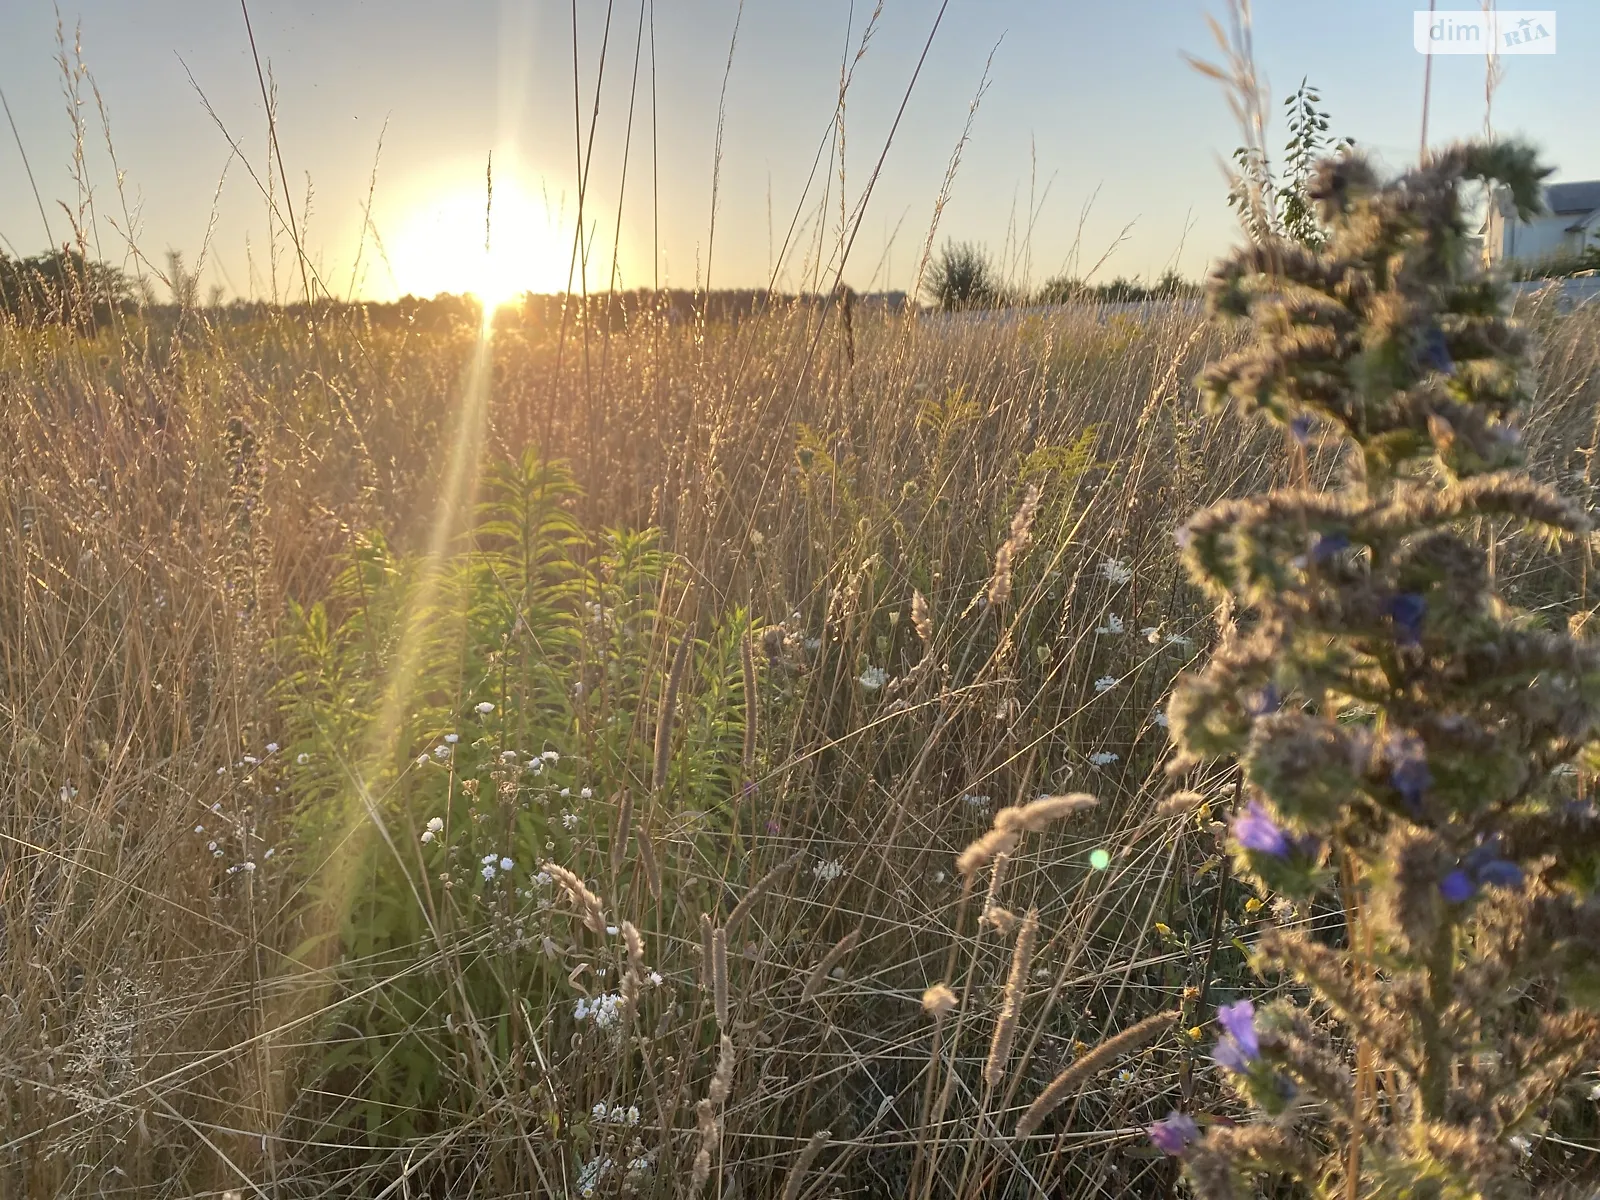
925 239 1002 310
1162 141 1600 1197
1227 78 1353 251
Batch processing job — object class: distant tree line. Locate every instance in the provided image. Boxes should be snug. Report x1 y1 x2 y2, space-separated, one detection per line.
0 247 135 331
920 239 1202 312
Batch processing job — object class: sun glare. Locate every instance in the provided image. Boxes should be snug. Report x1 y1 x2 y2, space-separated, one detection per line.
386 174 570 307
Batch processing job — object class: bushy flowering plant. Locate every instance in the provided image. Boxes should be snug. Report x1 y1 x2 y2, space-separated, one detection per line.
1163 142 1600 1196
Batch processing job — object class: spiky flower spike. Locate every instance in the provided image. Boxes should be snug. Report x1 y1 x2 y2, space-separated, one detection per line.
1168 142 1600 1198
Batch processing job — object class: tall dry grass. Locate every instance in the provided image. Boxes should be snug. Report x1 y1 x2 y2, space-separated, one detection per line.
3 289 1598 1196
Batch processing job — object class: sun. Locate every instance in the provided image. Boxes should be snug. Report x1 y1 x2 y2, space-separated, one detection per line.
385 172 571 307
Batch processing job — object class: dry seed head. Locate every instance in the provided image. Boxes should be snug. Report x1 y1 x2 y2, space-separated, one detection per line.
541 863 607 934
712 926 730 1028
780 1129 832 1200
1156 790 1208 818
997 793 1099 833
609 787 633 879
956 827 1020 877
982 905 1018 934
912 589 932 644
1014 1009 1178 1138
922 984 958 1018
724 852 801 935
709 1031 735 1105
637 827 662 900
984 908 1040 1088
802 927 861 1000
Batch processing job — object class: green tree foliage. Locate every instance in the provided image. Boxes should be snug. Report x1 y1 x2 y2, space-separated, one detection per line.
925 240 1002 311
1227 78 1354 250
0 246 133 331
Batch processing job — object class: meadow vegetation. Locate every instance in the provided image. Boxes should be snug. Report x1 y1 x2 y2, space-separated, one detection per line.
2 259 1599 1196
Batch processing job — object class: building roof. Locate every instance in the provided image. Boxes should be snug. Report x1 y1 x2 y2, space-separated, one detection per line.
1546 180 1600 215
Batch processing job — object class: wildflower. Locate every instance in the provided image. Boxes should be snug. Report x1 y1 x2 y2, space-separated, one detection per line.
1142 626 1162 643
560 787 571 798
499 749 518 762
542 750 560 763
296 752 310 765
1100 558 1134 586
241 861 256 872
421 830 436 844
475 702 495 715
1289 413 1315 443
242 756 257 766
922 984 958 1017
1147 1111 1200 1156
1212 999 1260 1074
580 786 593 799
444 733 459 744
194 825 204 834
1388 734 1433 812
433 745 451 760
963 793 993 814
813 858 845 884
1508 1134 1532 1157
500 856 514 871
1309 531 1351 563
482 865 497 881
592 1103 608 1120
858 666 889 691
265 743 279 754
1233 801 1289 858
1439 870 1475 903
1094 676 1119 693
574 992 622 1030
1386 593 1427 647
1153 710 1170 728
626 1105 640 1124
526 759 544 775
1089 751 1120 767
417 754 429 766
563 812 578 830
1096 614 1125 636
427 817 444 833
534 871 552 887
648 971 663 986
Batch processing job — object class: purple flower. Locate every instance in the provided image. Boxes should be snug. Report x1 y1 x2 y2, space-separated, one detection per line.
1475 859 1524 890
1310 531 1351 563
1386 593 1427 647
1387 734 1432 813
1246 683 1281 716
1217 1000 1260 1058
1289 414 1315 444
1439 870 1475 903
1212 1037 1253 1074
1147 1112 1200 1156
1233 801 1289 858
1418 326 1455 375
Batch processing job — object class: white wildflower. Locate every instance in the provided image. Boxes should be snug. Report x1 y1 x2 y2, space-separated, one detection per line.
580 787 593 800
481 864 497 881
563 812 578 830
500 856 514 871
296 752 310 765
574 992 623 1030
444 733 459 744
592 1103 608 1120
433 745 451 759
242 756 258 766
420 830 435 844
1100 558 1134 586
813 858 845 884
1096 614 1125 636
534 871 553 887
626 1105 640 1125
1154 710 1170 728
1089 751 1120 766
542 750 560 763
1508 1135 1532 1156
241 861 256 872
648 971 663 986
265 743 279 754
194 825 204 834
1094 676 1119 693
427 817 444 833
1141 626 1161 643
475 702 495 715
560 787 571 798
500 750 519 763
962 793 992 814
858 666 889 691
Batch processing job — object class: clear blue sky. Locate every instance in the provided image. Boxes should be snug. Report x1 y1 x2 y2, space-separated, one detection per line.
0 2 1588 301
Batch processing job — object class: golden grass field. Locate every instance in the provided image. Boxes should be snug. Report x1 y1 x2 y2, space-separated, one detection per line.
1 290 1597 1197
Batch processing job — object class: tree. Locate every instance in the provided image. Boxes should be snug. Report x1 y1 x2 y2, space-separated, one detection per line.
925 241 1001 311
1227 78 1353 250
0 246 133 331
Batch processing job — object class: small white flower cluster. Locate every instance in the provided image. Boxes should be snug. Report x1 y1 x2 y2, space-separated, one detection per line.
591 1103 642 1125
857 665 889 691
1141 626 1195 650
574 992 623 1031
1100 558 1134 586
1094 676 1119 693
421 816 444 843
813 858 845 884
475 701 495 715
575 1154 613 1197
480 853 514 882
1095 614 1124 636
962 793 992 814
1088 751 1120 767
1152 709 1170 729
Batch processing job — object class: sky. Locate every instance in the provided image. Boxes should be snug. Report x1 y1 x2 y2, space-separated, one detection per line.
0 2 1591 302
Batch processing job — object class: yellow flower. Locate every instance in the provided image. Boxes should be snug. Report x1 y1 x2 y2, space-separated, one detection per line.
1244 897 1263 915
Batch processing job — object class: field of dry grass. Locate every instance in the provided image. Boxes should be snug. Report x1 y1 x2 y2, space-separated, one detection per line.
2 292 1598 1197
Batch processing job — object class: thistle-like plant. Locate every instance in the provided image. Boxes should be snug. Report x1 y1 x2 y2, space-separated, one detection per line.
1163 142 1600 1197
